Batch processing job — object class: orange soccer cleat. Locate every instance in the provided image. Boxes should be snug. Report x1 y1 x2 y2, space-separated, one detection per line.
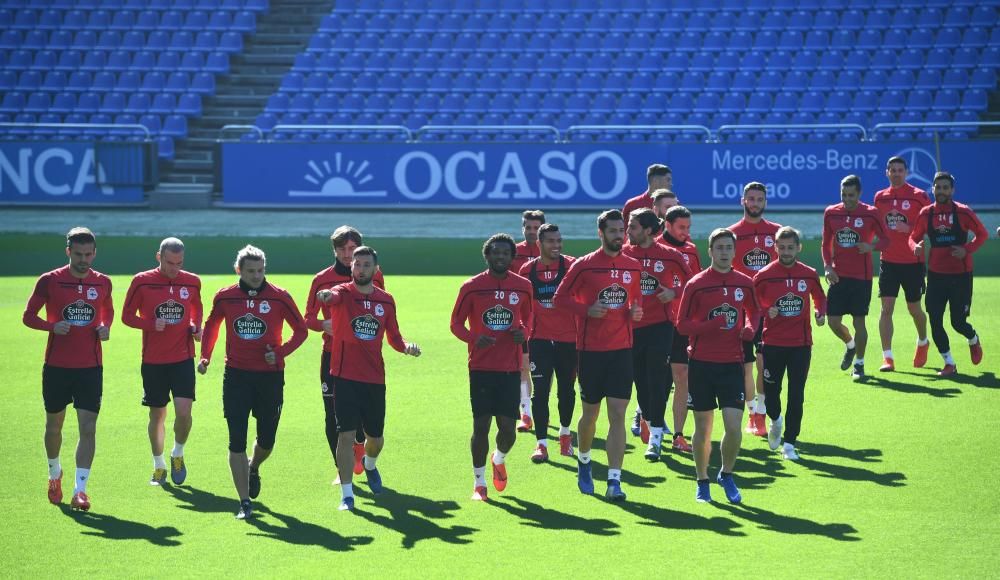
492 461 508 492
913 342 929 368
47 474 62 505
352 442 365 476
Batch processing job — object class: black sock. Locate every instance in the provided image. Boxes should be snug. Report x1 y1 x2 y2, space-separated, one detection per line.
697 478 709 484
721 471 732 478
675 432 683 438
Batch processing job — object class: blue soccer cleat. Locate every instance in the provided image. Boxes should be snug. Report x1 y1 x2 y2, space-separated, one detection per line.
717 471 743 504
170 456 187 485
577 460 594 495
605 479 626 502
365 467 383 495
339 496 355 511
696 480 713 503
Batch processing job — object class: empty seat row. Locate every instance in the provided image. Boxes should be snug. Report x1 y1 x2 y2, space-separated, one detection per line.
0 8 256 31
2 49 230 74
0 0 267 12
0 29 244 52
0 91 202 116
1 111 187 137
1 70 216 94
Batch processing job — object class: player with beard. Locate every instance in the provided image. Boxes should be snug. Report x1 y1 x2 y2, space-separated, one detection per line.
908 171 988 376
728 182 782 438
519 223 578 462
451 234 533 501
316 246 421 511
623 164 672 223
822 175 889 382
554 210 643 501
24 227 113 511
304 226 385 483
622 209 692 461
513 210 545 434
753 227 827 461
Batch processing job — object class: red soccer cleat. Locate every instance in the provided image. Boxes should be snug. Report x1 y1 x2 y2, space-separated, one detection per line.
530 444 549 464
48 474 62 505
492 461 508 492
352 442 365 476
70 492 90 511
937 364 958 377
971 341 983 365
879 357 895 372
516 414 533 433
747 413 767 437
639 419 650 445
559 434 574 457
913 342 929 368
471 486 488 501
672 434 693 453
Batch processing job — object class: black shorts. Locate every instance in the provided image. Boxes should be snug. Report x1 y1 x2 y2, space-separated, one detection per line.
687 359 745 412
141 359 196 407
333 377 386 437
470 370 520 419
742 317 764 363
879 262 926 303
578 348 633 404
320 350 333 398
827 277 873 317
670 330 690 365
222 366 284 423
42 365 102 414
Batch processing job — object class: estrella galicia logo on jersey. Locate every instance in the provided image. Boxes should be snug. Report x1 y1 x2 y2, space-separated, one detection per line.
180 287 190 300
62 299 95 326
375 303 384 317
743 248 771 271
483 304 514 331
885 210 907 230
797 279 808 292
233 313 266 340
622 271 632 284
155 300 185 325
86 287 98 300
653 261 664 273
776 293 804 317
599 284 628 309
639 271 660 296
259 300 271 314
509 292 520 306
836 228 859 248
351 314 380 341
710 303 738 330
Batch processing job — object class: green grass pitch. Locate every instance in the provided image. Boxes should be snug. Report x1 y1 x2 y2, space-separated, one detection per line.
1 273 997 577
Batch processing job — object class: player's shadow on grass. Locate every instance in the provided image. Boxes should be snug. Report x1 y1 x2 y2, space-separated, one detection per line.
794 454 906 488
796 442 883 463
864 372 962 398
250 504 374 552
165 484 237 515
933 371 999 389
658 445 785 490
490 496 621 536
350 488 478 549
606 497 746 537
60 505 182 547
713 503 860 542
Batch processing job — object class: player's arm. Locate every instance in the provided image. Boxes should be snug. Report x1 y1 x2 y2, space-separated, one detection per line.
741 284 761 340
374 268 386 290
121 277 153 330
553 265 589 317
199 294 224 368
675 285 720 336
449 285 475 343
97 278 113 340
810 274 828 324
962 208 989 256
191 279 204 339
385 302 419 356
277 292 308 360
753 276 774 316
303 276 326 332
821 210 835 273
22 275 59 333
513 283 533 343
871 211 891 252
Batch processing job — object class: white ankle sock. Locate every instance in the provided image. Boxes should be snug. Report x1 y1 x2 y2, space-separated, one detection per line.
883 349 893 359
473 466 486 487
171 442 185 458
48 458 61 480
363 455 377 470
341 483 353 499
969 335 980 346
537 439 547 447
846 339 856 349
74 468 90 494
559 426 570 436
607 469 622 481
943 351 956 365
577 450 591 464
492 450 506 465
153 455 166 470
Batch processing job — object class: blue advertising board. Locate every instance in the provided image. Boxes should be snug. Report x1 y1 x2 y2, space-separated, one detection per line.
222 140 998 209
0 142 145 205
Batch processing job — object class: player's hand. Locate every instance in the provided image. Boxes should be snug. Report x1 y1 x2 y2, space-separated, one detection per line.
96 324 110 341
405 343 422 357
768 306 779 319
511 328 526 344
950 245 967 259
322 320 333 336
191 326 203 342
656 286 676 303
630 303 643 322
825 268 840 285
197 359 209 374
913 241 924 257
264 344 276 366
474 334 496 348
316 289 333 303
739 327 755 341
815 312 826 327
587 300 608 318
154 318 167 332
52 321 71 335
895 222 912 234
856 241 874 254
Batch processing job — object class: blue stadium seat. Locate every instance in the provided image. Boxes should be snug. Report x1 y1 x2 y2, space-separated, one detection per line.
915 69 943 90
960 89 988 111
932 89 959 110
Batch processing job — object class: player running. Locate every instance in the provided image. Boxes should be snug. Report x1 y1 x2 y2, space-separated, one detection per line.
753 227 827 461
451 234 533 501
512 210 545 433
198 245 307 520
122 237 202 487
622 164 673 223
316 246 421 511
908 171 988 376
822 175 889 382
519 223 578 463
23 227 113 511
554 210 643 501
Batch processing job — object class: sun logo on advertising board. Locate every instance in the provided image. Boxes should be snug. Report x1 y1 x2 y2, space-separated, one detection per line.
288 152 387 198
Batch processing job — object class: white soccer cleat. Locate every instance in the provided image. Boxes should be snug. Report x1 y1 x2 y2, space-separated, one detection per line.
767 416 783 451
781 443 799 461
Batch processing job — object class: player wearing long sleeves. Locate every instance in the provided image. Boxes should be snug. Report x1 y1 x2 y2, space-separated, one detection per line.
511 210 545 432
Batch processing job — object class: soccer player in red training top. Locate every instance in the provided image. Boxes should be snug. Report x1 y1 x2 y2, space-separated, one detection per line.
554 210 643 501
677 228 759 504
659 205 701 453
908 171 988 377
303 226 385 483
316 246 421 511
122 237 203 487
622 164 672 224
512 210 544 433
451 234 534 501
198 245 307 520
822 175 889 382
623 209 692 461
519 223 578 463
873 156 931 372
753 227 827 461
728 182 782 438
23 227 113 512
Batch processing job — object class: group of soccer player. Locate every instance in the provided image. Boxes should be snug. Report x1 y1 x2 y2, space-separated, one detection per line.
24 155 988 517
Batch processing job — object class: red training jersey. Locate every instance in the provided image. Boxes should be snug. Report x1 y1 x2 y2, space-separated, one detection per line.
728 217 782 277
676 267 758 364
661 233 702 273
121 268 202 364
304 262 384 353
327 282 407 385
511 240 540 274
450 271 534 372
873 182 930 265
622 191 653 223
821 202 889 281
621 242 692 327
201 280 307 371
908 201 988 275
519 255 577 343
753 261 827 348
553 248 643 351
23 265 114 368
